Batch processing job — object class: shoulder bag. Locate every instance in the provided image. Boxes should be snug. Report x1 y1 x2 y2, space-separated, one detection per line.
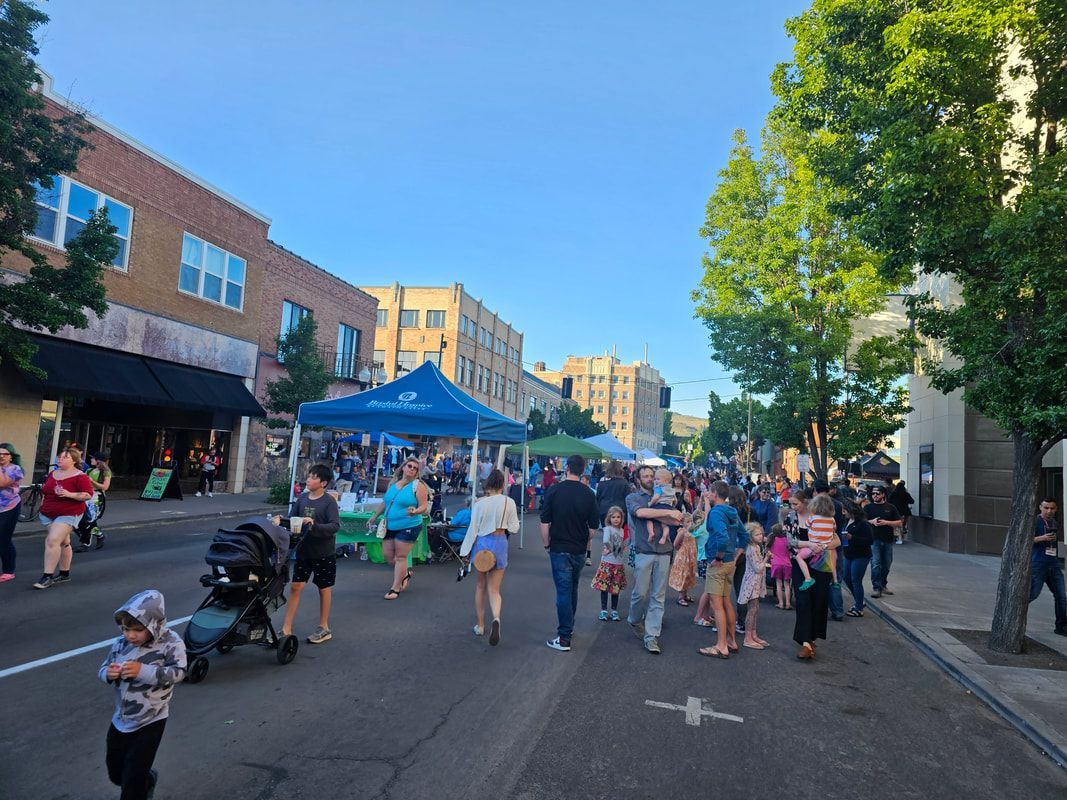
376 483 403 539
473 496 509 573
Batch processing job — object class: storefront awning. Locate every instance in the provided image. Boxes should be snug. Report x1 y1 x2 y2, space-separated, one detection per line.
21 335 264 417
145 360 265 418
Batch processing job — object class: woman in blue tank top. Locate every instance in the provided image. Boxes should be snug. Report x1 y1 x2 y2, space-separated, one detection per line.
368 457 428 599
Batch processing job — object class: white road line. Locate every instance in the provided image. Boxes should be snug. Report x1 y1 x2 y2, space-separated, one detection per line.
0 615 193 680
645 697 744 726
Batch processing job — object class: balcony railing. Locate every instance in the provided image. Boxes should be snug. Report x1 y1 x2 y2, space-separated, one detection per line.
314 346 387 385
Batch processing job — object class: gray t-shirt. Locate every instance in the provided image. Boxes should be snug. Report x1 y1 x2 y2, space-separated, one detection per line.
289 491 340 560
626 489 675 555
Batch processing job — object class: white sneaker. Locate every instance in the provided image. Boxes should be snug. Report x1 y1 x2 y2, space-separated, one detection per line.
195 492 202 497
208 492 213 497
473 625 484 636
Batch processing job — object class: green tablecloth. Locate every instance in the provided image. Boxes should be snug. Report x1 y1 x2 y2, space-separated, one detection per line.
337 511 430 566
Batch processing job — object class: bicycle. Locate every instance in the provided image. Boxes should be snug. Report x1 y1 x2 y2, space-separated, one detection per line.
18 483 43 522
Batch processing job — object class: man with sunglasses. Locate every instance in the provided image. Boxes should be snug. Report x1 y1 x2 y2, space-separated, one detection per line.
865 484 902 598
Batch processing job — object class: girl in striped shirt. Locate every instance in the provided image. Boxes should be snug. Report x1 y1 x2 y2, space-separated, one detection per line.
797 493 836 591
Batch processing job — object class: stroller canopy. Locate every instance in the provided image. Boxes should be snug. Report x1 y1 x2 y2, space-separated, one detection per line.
205 518 290 571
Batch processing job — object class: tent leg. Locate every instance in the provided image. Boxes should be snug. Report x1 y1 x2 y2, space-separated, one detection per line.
373 433 385 498
520 443 529 549
469 437 479 507
287 423 302 506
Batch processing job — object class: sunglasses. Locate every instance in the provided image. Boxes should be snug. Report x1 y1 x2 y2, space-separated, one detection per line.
0 452 10 457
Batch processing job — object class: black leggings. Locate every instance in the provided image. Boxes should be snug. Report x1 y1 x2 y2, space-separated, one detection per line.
600 591 619 611
0 505 17 574
107 719 166 800
197 471 216 494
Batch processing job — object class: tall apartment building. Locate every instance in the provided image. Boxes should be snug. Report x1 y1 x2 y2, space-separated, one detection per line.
359 283 523 420
532 351 666 452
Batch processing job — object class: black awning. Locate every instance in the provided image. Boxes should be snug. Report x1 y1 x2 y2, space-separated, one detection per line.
22 335 173 406
145 359 265 418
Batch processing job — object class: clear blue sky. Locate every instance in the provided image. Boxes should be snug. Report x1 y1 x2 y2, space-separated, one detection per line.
37 0 808 419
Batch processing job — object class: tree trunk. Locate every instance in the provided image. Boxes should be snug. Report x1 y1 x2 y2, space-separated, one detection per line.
988 432 1043 654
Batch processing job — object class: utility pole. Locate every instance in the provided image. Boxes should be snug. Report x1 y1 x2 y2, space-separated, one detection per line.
746 390 753 474
438 333 447 370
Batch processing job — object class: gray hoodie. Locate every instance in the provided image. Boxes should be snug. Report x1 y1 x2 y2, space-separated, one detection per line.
98 589 187 732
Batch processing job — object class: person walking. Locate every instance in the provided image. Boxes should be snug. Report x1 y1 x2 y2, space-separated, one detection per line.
865 485 902 598
1030 498 1067 636
0 442 24 582
33 447 93 590
195 448 221 497
627 465 686 655
367 457 429 600
727 486 754 635
786 490 839 659
595 460 630 524
697 480 744 659
840 499 874 617
460 469 520 646
540 454 600 652
888 480 914 544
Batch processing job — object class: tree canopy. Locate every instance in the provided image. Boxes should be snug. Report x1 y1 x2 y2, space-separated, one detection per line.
554 403 607 439
265 315 333 424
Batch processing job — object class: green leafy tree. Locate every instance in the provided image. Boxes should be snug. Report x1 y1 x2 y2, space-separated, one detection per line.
774 0 1067 653
1 0 115 374
699 391 768 458
265 315 333 428
555 403 607 439
693 122 912 479
525 407 555 440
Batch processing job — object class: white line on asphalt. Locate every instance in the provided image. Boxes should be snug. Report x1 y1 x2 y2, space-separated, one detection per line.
0 615 193 680
645 697 744 726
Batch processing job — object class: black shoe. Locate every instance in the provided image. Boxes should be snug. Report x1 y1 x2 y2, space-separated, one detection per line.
51 573 71 585
147 768 158 799
831 615 844 621
1055 628 1067 637
93 533 105 550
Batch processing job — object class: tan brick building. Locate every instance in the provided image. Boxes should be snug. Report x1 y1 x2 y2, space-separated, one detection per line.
360 283 523 420
532 352 666 452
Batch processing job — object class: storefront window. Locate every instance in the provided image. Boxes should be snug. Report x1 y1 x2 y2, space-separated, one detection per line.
919 445 934 517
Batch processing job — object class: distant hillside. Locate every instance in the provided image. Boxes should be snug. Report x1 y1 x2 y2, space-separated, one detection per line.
670 413 707 438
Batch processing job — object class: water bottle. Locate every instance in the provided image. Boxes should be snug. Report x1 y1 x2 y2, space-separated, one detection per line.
359 545 368 561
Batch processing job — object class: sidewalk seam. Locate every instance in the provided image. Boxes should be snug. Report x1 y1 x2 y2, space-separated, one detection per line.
13 505 285 538
866 597 1067 770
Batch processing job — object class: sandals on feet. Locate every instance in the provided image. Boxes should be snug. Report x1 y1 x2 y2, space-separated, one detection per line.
400 571 412 590
676 598 691 607
384 589 400 600
693 619 713 627
698 646 729 659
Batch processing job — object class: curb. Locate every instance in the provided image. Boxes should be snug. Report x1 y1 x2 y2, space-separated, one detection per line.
13 504 286 539
866 596 1067 770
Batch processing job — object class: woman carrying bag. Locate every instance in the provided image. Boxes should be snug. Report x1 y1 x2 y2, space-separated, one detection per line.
460 469 520 646
367 457 429 600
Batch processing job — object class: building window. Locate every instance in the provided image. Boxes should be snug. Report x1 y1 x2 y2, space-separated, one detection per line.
530 396 537 412
399 309 419 328
31 175 133 270
577 375 584 382
621 422 628 430
493 373 501 398
336 323 360 378
919 445 934 518
599 375 605 383
423 351 440 365
426 310 446 328
623 391 629 399
373 349 385 368
612 391 618 399
623 376 629 384
376 309 388 327
279 300 311 340
456 355 466 384
459 314 469 336
180 232 245 310
622 407 628 415
541 399 547 411
522 390 526 409
466 359 474 386
611 376 618 383
396 350 417 376
597 405 604 414
611 421 617 428
598 390 605 399
576 390 583 399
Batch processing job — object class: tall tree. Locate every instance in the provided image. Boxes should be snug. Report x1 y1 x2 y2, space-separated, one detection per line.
693 122 912 478
699 391 768 458
525 407 555 440
265 315 333 427
555 403 607 439
775 0 1067 652
1 0 115 373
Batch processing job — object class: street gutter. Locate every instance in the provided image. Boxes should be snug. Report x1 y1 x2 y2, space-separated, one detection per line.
13 504 286 539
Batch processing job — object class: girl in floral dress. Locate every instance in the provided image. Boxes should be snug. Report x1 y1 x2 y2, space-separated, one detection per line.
591 507 628 621
738 522 770 649
669 508 704 606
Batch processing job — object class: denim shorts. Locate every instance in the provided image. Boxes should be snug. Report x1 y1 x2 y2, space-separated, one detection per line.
385 526 421 543
39 513 82 528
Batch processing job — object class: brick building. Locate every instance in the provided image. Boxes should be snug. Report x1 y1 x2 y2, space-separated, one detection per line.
245 242 379 489
1 73 267 492
521 370 564 423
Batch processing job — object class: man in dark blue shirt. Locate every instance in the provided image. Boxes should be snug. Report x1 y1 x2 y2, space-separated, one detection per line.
1029 498 1067 636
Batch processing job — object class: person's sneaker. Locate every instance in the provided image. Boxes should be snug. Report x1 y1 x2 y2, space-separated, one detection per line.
871 589 882 598
882 588 894 595
195 491 202 497
0 573 14 582
93 532 105 550
546 637 571 652
33 576 54 590
645 637 662 655
585 557 592 566
598 610 609 621
799 578 815 591
73 543 89 553
51 573 71 585
307 626 332 644
473 624 484 636
736 621 746 634
208 492 213 497
894 536 903 544
610 610 620 621
630 621 645 639
489 618 501 646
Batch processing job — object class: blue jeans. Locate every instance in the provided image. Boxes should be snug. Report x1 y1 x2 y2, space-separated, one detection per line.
870 540 894 591
844 555 871 611
549 552 585 641
1029 559 1067 631
627 553 671 641
828 548 844 618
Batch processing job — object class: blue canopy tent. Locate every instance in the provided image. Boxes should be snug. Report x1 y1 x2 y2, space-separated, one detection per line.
338 432 414 449
583 432 636 461
290 361 528 542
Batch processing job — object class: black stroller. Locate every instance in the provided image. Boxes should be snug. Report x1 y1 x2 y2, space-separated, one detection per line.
183 518 298 683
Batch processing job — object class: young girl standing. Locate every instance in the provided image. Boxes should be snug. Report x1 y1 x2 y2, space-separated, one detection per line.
768 523 792 610
738 522 770 649
669 507 704 607
591 506 627 620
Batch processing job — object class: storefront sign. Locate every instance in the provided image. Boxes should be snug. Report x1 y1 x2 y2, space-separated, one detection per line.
140 468 182 501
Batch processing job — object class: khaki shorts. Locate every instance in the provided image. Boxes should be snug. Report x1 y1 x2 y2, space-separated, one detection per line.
704 561 736 597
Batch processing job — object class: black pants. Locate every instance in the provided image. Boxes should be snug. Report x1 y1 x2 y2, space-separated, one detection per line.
733 551 747 617
197 470 216 494
0 505 17 574
106 719 166 800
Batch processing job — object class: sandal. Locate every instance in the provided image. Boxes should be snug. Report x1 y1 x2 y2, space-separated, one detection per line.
384 589 400 600
846 609 863 617
693 619 713 627
698 646 729 659
676 598 691 607
727 644 740 653
400 571 412 590
742 641 765 650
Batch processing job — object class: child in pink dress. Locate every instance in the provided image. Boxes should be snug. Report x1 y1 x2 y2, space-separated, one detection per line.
768 523 792 610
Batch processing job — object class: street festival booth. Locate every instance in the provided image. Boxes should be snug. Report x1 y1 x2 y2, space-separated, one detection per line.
291 361 527 554
636 448 667 467
582 432 636 461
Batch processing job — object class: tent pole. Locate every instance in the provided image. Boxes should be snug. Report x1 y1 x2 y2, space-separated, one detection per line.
520 442 529 549
287 422 302 506
469 435 479 507
374 433 385 497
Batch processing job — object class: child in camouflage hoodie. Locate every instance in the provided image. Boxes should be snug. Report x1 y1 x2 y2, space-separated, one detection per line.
99 589 186 800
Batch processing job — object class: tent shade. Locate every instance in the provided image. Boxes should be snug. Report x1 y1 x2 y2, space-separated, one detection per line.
506 434 608 458
338 432 414 448
860 450 900 478
582 432 636 460
297 361 525 442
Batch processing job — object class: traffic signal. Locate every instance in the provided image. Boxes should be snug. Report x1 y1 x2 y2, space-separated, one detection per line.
561 376 573 399
659 386 671 408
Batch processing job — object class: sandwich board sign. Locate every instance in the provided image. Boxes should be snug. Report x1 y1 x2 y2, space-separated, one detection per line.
140 468 183 501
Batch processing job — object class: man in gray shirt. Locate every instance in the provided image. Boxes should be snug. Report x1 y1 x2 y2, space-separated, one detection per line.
626 465 686 654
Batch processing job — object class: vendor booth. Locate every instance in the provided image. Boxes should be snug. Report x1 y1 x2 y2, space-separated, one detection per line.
582 432 636 461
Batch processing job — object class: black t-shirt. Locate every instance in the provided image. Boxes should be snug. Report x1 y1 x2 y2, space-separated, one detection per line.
540 480 600 555
843 519 874 558
865 501 901 543
595 477 631 522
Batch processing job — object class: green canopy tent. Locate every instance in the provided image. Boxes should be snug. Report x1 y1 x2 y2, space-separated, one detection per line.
506 433 608 459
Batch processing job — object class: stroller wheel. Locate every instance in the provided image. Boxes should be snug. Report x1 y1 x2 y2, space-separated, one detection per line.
216 642 235 654
186 656 209 684
277 634 298 665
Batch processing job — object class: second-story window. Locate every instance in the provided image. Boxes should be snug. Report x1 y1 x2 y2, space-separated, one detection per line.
31 175 133 270
425 310 446 328
336 323 360 378
180 232 246 310
277 300 310 362
399 309 419 328
376 309 388 327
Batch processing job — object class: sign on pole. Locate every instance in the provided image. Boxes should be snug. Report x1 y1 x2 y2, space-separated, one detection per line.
796 454 810 474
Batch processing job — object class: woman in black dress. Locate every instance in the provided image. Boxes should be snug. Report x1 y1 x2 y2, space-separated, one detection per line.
785 490 839 659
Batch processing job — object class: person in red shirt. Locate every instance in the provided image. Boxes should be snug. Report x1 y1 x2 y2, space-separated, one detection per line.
34 447 93 590
196 448 221 497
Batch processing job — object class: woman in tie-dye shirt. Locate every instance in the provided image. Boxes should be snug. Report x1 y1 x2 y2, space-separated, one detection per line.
0 442 24 581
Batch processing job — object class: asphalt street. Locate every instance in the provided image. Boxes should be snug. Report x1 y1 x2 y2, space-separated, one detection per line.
1 510 1064 799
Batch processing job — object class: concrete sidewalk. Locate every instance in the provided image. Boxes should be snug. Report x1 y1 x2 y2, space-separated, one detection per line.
863 542 1067 768
14 491 284 537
